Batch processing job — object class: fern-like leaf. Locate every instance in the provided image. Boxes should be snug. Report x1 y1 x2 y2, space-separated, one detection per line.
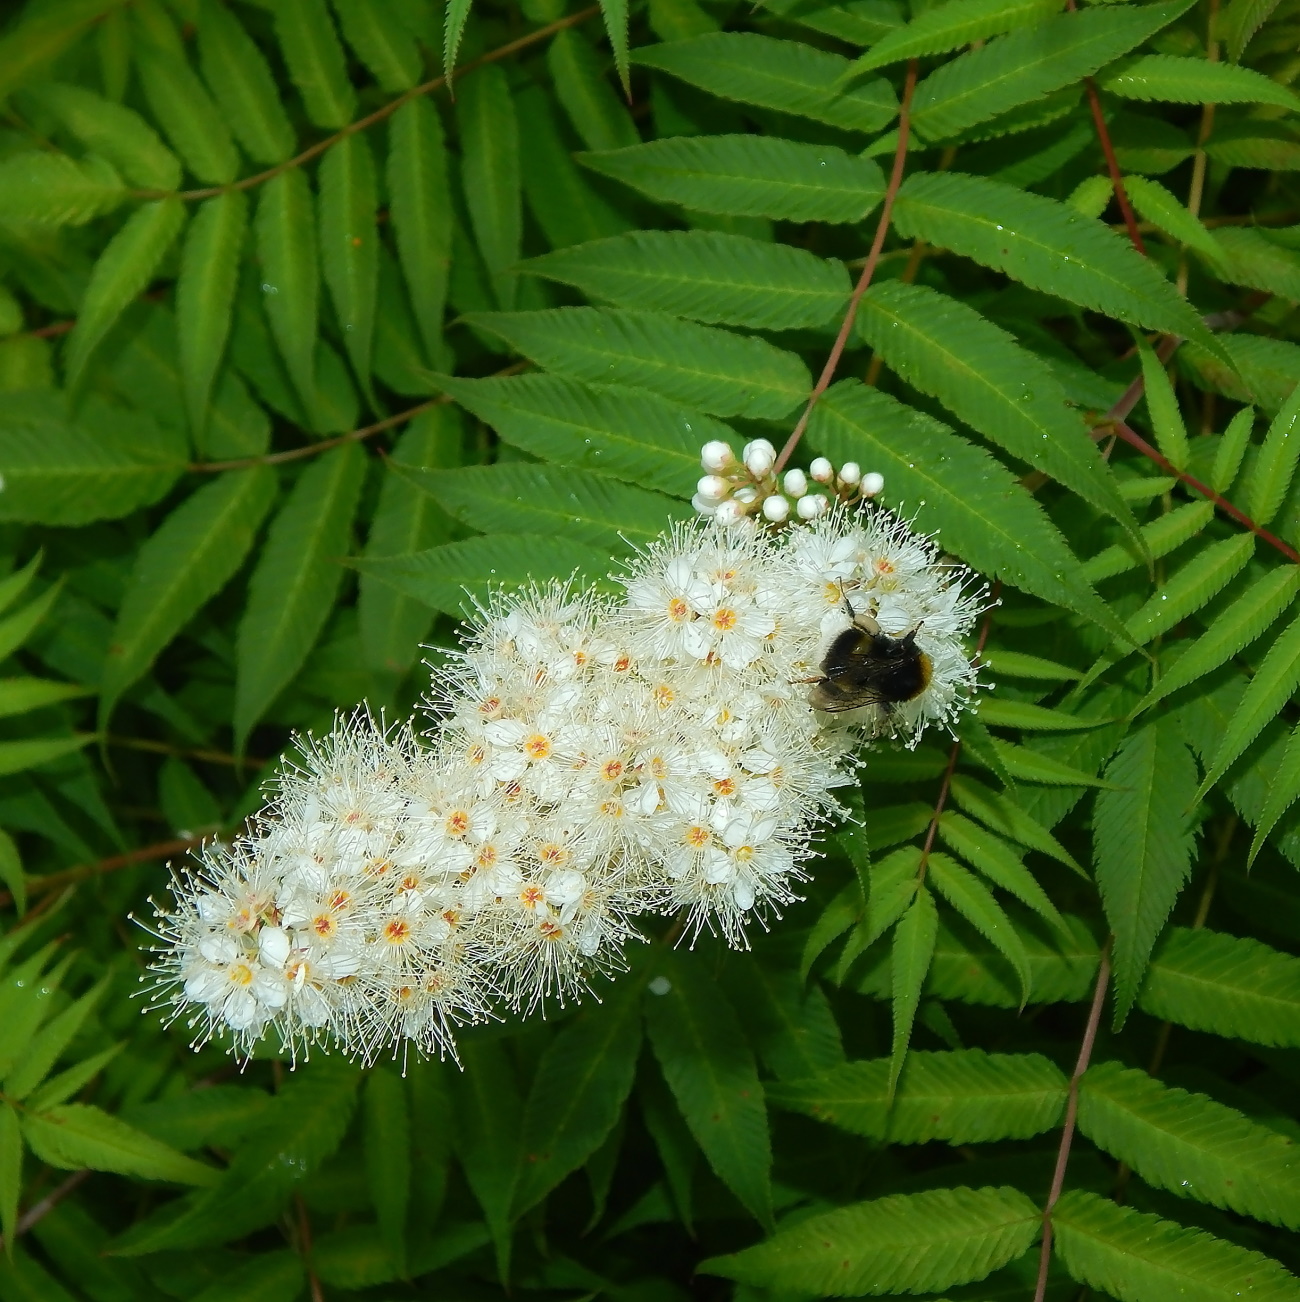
1078 1060 1300 1229
770 1049 1067 1144
1052 1189 1300 1302
1094 719 1199 1025
521 230 851 330
1247 377 1300 527
893 171 1222 356
1101 52 1300 111
700 1185 1041 1296
1141 927 1300 1048
579 134 885 224
1249 722 1300 866
858 281 1140 545
461 307 811 419
1083 500 1214 584
631 32 898 133
909 0 1193 142
890 885 937 1092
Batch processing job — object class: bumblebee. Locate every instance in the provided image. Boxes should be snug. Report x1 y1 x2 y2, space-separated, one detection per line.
807 602 932 715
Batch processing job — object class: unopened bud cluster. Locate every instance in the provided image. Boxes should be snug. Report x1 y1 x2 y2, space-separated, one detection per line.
146 451 983 1068
693 439 885 526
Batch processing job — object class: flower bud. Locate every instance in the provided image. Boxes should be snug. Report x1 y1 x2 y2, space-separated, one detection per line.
762 494 791 523
809 457 833 484
782 468 808 498
733 485 758 505
743 439 776 477
796 494 826 520
696 474 729 502
862 471 885 497
692 492 719 516
838 461 862 486
701 440 734 472
715 499 746 526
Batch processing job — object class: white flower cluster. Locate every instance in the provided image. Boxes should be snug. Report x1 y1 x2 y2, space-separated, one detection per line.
145 488 983 1068
693 439 885 526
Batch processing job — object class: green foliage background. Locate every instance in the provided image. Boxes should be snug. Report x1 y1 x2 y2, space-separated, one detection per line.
3 0 1300 1297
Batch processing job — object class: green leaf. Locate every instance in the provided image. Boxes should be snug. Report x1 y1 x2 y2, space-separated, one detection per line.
0 151 126 227
580 135 885 224
928 852 1032 1004
979 699 1108 732
549 29 639 151
845 0 1059 76
858 281 1140 542
1211 405 1254 492
451 1041 521 1280
332 0 422 91
1206 122 1300 172
99 466 276 728
1083 499 1214 583
359 411 457 682
22 1104 218 1186
1141 926 1300 1048
0 0 127 103
27 1045 125 1112
270 0 357 128
0 829 23 917
1134 563 1300 713
1138 335 1190 470
191 1251 305 1302
0 392 185 526
1249 720 1300 866
1124 174 1223 262
645 950 773 1226
1247 374 1300 526
910 1 1193 142
388 97 452 364
1103 52 1300 110
949 773 1084 873
362 1067 409 1276
0 735 93 776
809 381 1130 644
522 229 851 330
458 66 521 310
0 678 85 719
431 372 722 493
893 171 1222 357
65 198 187 389
700 1185 1041 1296
1123 531 1256 649
770 1049 1067 1144
890 884 938 1092
632 32 898 133
319 133 379 406
234 444 363 748
1223 0 1280 60
23 81 180 190
4 977 107 1100
197 0 297 165
514 980 644 1215
177 190 248 442
599 0 631 91
1094 719 1199 1025
255 171 319 419
0 1102 18 1257
938 811 1070 938
1194 609 1300 801
1052 1189 1300 1302
399 462 686 550
113 1060 359 1255
444 0 472 78
753 0 903 45
1078 1060 1300 1229
463 308 810 419
133 25 239 185
350 533 615 617
1211 227 1300 302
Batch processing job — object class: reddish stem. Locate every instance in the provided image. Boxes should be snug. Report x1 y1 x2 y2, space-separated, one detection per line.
1084 76 1146 256
1107 419 1300 564
0 835 207 910
1033 938 1113 1302
773 60 919 476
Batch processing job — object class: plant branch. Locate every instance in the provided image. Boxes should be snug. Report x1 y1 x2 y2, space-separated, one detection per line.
1033 936 1112 1302
1105 419 1300 564
1083 76 1146 255
141 7 602 204
0 1169 92 1253
773 59 919 476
